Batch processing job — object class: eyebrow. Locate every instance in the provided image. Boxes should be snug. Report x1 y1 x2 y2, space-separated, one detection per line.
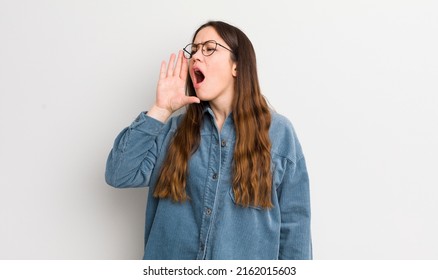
193 39 222 44
193 40 211 44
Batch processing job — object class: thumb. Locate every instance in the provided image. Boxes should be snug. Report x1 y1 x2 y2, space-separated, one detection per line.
185 96 201 104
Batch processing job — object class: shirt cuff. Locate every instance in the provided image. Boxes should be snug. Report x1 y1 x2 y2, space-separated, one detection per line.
130 111 165 135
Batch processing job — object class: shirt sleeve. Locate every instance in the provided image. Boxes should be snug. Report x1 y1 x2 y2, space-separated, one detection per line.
105 112 174 188
277 156 312 260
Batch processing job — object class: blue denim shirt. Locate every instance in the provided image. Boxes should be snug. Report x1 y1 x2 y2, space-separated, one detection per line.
105 107 312 260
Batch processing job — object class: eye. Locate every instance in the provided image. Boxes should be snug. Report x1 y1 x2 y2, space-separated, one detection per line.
204 42 217 53
190 46 198 54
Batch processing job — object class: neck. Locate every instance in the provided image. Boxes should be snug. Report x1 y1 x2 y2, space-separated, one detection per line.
209 100 232 132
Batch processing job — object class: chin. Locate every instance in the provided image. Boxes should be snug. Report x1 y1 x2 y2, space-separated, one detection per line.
194 90 211 101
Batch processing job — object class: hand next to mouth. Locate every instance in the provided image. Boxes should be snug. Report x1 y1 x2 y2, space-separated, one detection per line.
147 50 200 123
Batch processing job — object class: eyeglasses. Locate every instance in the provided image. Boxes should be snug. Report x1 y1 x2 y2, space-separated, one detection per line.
183 40 233 59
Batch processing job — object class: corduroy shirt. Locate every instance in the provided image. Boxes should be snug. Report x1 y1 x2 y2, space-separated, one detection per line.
105 107 312 259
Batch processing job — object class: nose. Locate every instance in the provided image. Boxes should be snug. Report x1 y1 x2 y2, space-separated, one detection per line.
191 45 203 61
192 52 201 61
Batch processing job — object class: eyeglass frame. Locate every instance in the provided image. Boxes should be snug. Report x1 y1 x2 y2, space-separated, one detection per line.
183 40 233 59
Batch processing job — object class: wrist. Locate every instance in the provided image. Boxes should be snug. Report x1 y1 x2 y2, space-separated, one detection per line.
146 105 173 123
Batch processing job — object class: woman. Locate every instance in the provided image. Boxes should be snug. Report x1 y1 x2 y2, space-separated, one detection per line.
105 21 312 260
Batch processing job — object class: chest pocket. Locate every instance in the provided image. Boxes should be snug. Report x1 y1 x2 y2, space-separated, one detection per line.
228 187 265 211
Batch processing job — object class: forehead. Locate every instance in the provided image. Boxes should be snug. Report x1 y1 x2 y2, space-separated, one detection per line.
193 26 223 44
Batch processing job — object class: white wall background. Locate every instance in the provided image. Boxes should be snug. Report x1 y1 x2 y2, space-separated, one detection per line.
1 0 437 259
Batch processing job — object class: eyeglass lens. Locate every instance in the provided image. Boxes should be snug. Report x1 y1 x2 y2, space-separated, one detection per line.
184 41 217 58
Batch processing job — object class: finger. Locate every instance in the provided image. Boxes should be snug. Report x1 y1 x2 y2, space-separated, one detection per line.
180 52 188 81
166 53 176 77
183 96 200 105
173 50 183 77
159 60 167 80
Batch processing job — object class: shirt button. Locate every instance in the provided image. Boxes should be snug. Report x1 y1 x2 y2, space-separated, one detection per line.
221 140 227 147
205 208 212 215
212 173 218 180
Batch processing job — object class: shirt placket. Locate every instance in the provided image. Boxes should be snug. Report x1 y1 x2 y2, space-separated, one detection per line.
196 122 221 259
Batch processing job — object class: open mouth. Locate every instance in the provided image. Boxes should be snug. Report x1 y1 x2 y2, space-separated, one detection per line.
194 69 205 84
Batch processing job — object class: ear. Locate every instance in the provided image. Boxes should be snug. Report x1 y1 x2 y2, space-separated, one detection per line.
232 62 237 77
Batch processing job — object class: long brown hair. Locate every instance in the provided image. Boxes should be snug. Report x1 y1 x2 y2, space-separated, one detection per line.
153 21 273 208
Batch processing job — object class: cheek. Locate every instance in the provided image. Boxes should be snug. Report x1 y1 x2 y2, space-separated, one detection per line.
212 63 233 79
